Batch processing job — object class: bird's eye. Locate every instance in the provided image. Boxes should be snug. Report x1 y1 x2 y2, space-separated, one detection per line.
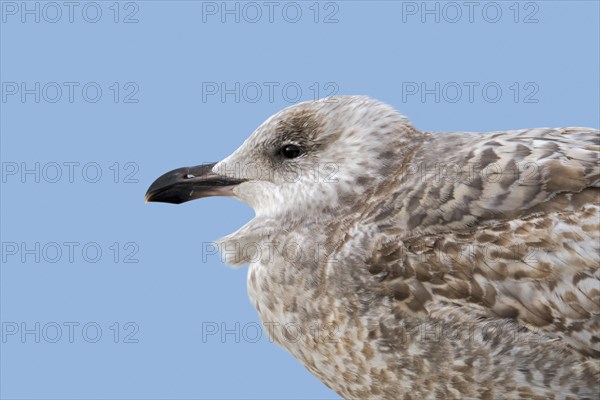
280 144 302 159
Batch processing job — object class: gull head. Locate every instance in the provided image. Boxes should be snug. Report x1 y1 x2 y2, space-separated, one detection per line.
146 96 419 224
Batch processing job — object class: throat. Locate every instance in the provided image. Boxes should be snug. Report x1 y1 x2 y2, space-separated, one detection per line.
215 216 282 267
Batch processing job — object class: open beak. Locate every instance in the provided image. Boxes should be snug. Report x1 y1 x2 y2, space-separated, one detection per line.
145 162 245 204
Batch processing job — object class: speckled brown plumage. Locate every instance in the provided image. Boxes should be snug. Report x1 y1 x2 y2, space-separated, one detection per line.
153 96 600 399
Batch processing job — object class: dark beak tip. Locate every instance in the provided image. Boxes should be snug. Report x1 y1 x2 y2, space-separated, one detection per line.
145 162 243 205
144 192 161 204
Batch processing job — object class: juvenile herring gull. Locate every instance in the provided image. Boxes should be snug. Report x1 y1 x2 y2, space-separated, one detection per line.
146 96 600 399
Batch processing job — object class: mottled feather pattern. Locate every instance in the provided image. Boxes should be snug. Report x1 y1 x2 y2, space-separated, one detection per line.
210 97 600 399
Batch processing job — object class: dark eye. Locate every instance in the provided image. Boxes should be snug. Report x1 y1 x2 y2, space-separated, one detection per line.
279 144 302 159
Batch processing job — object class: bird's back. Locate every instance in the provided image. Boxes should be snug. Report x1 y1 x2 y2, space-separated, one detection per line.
317 126 600 398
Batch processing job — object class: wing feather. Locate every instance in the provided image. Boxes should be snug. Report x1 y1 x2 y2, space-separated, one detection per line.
360 127 600 358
